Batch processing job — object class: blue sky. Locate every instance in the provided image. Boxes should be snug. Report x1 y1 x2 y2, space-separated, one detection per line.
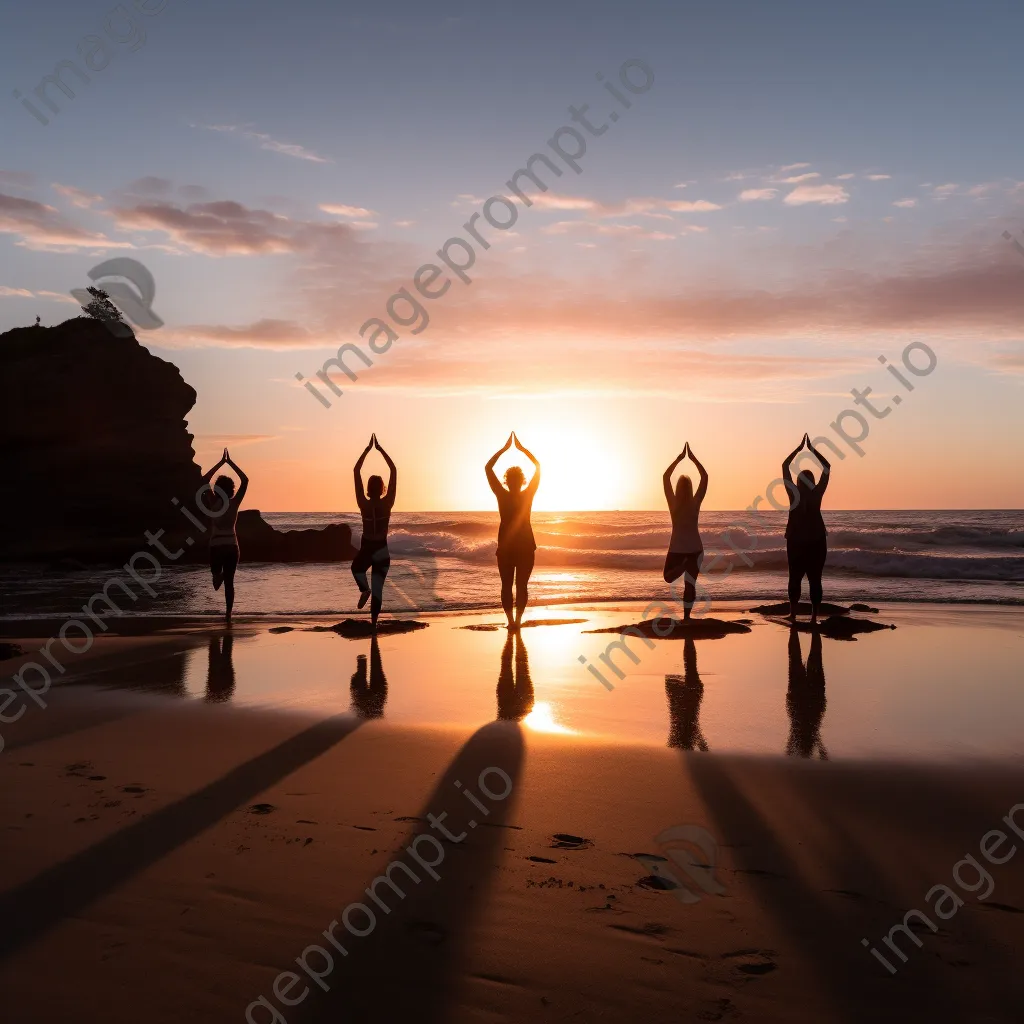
2 0 1023 509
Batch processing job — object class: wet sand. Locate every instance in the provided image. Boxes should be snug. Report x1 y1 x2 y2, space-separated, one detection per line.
1 602 1022 1022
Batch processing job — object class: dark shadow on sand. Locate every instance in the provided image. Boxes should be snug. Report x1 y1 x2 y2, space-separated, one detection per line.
460 618 588 631
686 754 978 1024
586 617 751 640
767 615 896 641
0 713 362 963
307 619 428 639
2 649 192 754
295 719 524 1024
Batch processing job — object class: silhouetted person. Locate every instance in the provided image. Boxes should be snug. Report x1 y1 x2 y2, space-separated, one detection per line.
663 443 708 620
200 448 249 623
205 633 235 703
350 636 388 719
666 638 709 750
786 626 828 759
486 432 540 630
353 434 397 628
782 433 831 622
496 631 534 721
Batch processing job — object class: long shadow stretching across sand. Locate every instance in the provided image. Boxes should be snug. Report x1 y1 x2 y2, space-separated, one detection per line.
2 649 195 753
0 713 362 962
687 755 982 1023
296 719 525 1024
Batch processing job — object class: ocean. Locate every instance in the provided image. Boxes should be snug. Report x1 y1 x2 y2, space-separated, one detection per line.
2 510 1021 619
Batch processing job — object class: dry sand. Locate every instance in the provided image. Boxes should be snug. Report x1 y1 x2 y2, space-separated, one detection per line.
1 615 1022 1023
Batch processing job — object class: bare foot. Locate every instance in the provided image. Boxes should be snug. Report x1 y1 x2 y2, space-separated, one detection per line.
357 590 370 610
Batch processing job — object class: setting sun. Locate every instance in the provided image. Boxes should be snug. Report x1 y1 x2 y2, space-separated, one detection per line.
468 416 633 511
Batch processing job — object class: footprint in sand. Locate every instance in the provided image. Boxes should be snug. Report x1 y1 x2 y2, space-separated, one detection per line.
248 803 276 815
722 949 777 975
549 833 593 850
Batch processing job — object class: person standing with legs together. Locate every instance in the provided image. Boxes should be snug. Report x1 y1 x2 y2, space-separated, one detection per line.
662 443 708 621
352 435 397 629
201 448 248 623
485 432 541 631
782 433 831 623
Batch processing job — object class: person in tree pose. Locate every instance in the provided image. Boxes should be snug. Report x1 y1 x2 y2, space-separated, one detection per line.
353 434 397 628
662 443 709 620
200 448 249 622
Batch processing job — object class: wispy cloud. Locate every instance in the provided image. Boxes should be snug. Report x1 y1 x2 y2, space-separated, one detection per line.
893 198 917 208
0 191 130 251
778 162 811 173
195 123 331 164
776 172 821 184
739 188 778 202
783 184 849 206
0 285 77 304
865 174 892 181
522 193 723 217
320 203 377 218
52 183 103 208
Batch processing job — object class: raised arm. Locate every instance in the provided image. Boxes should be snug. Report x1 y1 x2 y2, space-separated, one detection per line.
485 433 514 497
663 446 687 509
782 435 806 486
806 438 831 495
513 433 541 496
353 437 373 507
375 436 398 507
224 450 249 505
688 446 709 505
201 448 228 486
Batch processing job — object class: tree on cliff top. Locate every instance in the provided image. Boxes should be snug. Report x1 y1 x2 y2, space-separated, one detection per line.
80 287 131 337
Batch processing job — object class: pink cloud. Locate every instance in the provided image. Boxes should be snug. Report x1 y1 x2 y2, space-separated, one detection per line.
784 184 849 206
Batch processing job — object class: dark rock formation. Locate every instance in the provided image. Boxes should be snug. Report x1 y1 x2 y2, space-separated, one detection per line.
0 317 203 560
0 317 357 564
236 510 357 562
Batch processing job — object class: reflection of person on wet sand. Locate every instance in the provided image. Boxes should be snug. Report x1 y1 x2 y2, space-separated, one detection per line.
496 632 534 721
350 636 388 719
786 626 828 759
666 637 708 751
205 633 235 703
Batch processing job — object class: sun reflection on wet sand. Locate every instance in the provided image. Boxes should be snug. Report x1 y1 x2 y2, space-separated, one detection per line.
523 701 576 734
75 602 1024 760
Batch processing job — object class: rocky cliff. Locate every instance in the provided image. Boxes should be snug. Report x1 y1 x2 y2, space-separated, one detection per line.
0 317 355 563
0 318 204 560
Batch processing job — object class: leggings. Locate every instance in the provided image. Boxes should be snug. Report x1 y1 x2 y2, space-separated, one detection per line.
352 541 391 619
787 537 827 607
664 550 703 613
